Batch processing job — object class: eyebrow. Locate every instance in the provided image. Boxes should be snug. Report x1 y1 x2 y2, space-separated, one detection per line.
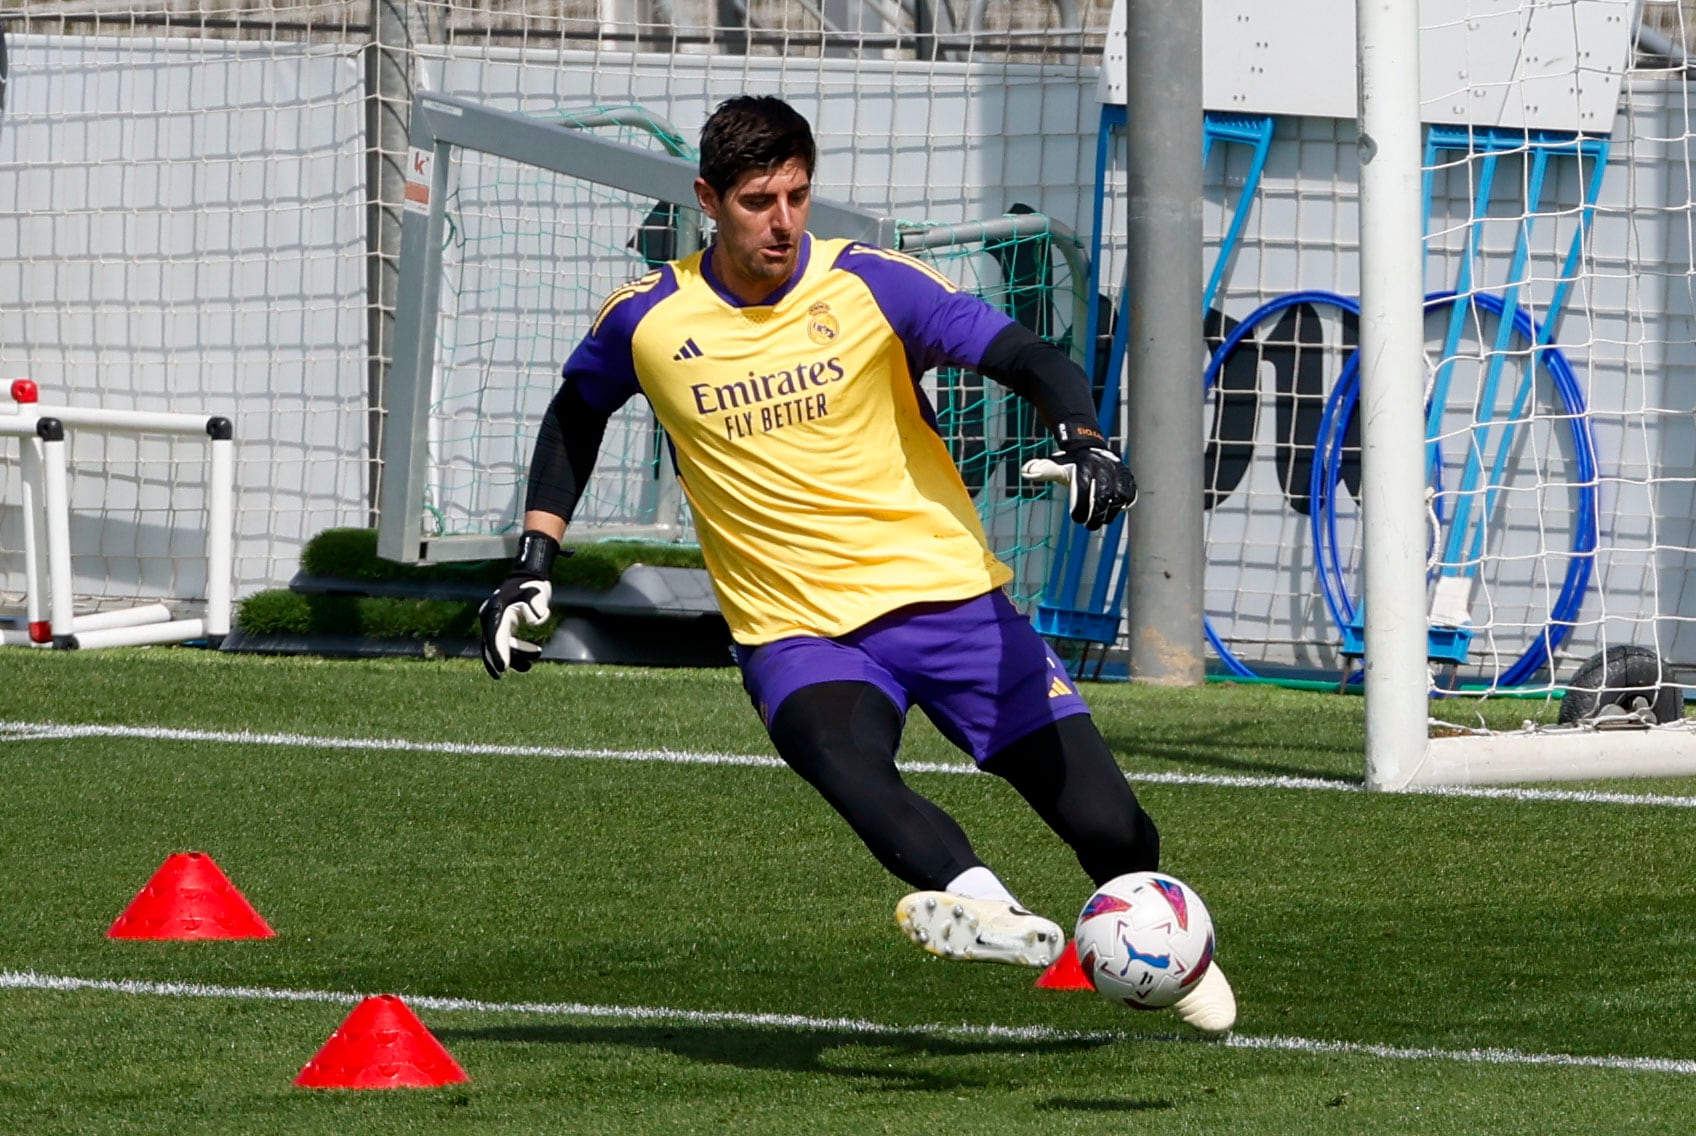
739 185 809 204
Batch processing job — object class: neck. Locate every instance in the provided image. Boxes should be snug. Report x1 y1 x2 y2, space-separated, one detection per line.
709 246 789 306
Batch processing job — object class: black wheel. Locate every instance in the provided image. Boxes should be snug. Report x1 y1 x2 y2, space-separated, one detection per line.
1558 645 1685 725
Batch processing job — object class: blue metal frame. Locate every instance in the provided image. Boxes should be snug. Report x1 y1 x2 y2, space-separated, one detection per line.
1421 127 1610 619
1032 109 1276 648
1036 115 1611 685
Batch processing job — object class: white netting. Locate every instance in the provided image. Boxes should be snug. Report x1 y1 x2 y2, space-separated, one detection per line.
2 0 1695 695
0 0 1109 622
1186 2 1696 695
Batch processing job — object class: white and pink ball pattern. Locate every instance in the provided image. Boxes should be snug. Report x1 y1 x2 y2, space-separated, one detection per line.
1073 871 1216 1010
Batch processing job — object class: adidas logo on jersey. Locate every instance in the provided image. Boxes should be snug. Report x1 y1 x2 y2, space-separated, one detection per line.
673 337 704 361
1044 655 1074 699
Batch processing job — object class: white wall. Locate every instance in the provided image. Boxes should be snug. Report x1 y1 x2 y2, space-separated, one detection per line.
420 45 1100 237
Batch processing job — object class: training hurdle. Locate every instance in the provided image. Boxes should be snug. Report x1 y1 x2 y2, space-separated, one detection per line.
2 379 235 649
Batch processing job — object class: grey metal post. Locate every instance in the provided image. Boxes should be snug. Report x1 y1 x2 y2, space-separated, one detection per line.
715 0 750 53
1123 0 1205 684
367 0 435 523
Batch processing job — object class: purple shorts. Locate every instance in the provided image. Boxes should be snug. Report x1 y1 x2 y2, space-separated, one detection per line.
734 590 1092 764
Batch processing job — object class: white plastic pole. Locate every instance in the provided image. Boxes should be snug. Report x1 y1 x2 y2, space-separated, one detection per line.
73 619 207 650
1356 0 1432 791
36 420 77 646
70 603 173 633
204 427 235 640
17 435 50 643
4 382 50 644
30 404 212 435
1419 724 1696 786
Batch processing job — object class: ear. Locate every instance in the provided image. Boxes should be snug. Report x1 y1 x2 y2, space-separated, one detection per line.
693 177 720 221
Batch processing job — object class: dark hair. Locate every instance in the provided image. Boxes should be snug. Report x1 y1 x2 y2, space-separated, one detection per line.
698 96 816 197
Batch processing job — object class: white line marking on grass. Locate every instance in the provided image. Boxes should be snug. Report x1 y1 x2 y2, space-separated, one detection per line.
0 719 787 770
4 969 1694 1076
1226 1033 1696 1076
6 719 1696 809
0 728 66 742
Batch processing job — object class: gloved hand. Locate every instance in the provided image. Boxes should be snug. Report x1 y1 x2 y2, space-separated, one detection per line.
1020 425 1137 531
479 530 565 679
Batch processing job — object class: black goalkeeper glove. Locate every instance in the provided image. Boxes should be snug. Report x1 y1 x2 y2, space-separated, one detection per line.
478 530 567 680
1020 424 1138 531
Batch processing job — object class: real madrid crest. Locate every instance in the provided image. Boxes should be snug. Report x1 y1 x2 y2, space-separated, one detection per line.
806 301 839 345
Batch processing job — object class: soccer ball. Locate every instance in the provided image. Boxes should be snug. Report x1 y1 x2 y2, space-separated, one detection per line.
1073 871 1215 1010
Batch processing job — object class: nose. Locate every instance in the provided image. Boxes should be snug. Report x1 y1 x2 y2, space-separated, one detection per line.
771 198 794 235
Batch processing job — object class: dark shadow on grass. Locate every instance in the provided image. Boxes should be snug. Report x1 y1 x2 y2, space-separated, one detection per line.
435 1021 1112 1092
1099 723 1363 783
1037 1096 1177 1112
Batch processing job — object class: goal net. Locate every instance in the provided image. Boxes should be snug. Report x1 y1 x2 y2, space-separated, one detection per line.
1341 0 1696 786
9 0 1696 751
0 1 1117 650
375 93 1089 608
0 14 369 645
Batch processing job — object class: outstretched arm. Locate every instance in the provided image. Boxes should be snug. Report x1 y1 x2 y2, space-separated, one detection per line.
975 322 1137 531
479 379 614 679
523 381 611 531
832 241 1135 530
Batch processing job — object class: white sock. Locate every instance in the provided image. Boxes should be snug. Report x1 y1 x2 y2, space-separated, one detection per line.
944 866 1019 906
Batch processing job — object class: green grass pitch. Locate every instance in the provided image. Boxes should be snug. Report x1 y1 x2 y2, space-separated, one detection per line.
1 649 1694 1134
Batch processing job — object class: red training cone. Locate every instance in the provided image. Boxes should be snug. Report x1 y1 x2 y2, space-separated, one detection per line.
1034 940 1095 990
107 852 276 940
295 995 469 1089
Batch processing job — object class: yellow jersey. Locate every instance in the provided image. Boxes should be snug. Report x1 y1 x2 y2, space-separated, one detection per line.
564 234 1017 644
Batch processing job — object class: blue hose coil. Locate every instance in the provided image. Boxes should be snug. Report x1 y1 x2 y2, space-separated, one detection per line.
1200 290 1598 685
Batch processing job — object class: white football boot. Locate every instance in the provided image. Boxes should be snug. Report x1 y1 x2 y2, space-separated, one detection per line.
1170 961 1237 1037
895 891 1064 968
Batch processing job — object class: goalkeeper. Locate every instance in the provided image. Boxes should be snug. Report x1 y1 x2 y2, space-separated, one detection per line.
480 94 1234 1035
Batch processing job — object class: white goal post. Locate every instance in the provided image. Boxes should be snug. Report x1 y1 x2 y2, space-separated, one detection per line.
1351 0 1696 789
374 92 898 567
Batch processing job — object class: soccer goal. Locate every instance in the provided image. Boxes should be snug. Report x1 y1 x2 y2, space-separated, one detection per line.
1348 0 1696 788
1 380 235 650
375 93 893 569
375 92 1091 608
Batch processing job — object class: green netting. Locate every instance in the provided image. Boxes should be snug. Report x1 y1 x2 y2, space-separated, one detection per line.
425 106 698 546
900 218 1089 606
421 106 1087 608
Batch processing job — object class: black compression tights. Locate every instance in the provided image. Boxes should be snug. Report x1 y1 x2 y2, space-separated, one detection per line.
767 681 981 889
765 681 1160 891
981 714 1161 885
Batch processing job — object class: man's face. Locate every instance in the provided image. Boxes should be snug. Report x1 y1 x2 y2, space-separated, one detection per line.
695 158 812 304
